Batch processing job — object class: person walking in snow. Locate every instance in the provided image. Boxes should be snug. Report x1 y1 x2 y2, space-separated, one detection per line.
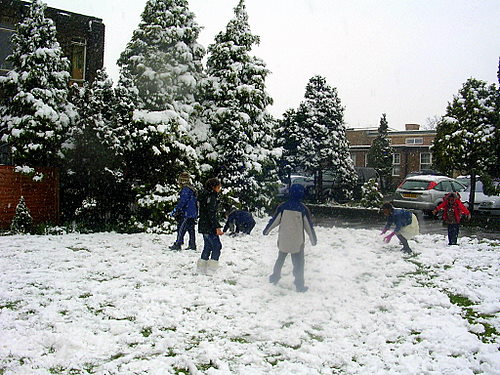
223 208 256 235
196 178 224 274
380 202 419 254
169 172 198 251
432 192 470 246
263 184 317 293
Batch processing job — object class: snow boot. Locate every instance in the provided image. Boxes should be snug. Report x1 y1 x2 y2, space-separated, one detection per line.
296 285 309 293
206 259 219 275
169 243 181 251
401 247 412 255
186 245 197 251
269 274 280 285
196 259 208 274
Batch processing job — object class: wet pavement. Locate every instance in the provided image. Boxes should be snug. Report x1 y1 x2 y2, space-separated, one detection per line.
312 209 499 241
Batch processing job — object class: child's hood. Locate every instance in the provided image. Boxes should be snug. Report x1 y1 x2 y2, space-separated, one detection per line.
288 184 305 201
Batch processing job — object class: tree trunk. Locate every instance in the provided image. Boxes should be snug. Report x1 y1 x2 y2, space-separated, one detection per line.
468 172 476 214
316 169 323 201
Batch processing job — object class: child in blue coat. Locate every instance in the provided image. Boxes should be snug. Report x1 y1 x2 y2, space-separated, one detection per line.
263 184 317 292
380 202 419 254
169 172 198 250
223 208 256 235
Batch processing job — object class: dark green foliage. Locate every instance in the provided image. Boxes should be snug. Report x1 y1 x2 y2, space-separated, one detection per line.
10 196 33 234
62 70 134 227
360 178 383 208
367 114 393 192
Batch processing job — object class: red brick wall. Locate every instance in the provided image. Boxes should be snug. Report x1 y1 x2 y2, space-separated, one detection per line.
0 166 59 229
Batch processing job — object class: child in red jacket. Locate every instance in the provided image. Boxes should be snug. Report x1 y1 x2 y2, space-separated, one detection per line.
433 192 470 245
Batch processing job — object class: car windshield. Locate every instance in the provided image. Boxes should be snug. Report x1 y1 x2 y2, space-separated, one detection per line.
400 180 430 190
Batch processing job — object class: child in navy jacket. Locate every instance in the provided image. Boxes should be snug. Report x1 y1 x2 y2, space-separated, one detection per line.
169 172 198 250
223 209 256 235
263 184 317 292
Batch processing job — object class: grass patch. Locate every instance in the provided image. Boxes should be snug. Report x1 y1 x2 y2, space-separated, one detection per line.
230 335 251 344
0 300 21 310
447 293 498 344
306 331 324 342
141 327 152 337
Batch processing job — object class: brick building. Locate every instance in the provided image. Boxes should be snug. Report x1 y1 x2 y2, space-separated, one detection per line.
0 0 105 85
347 124 436 186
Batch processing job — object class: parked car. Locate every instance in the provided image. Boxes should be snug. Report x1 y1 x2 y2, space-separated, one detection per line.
405 169 446 179
304 167 380 202
460 180 500 215
277 175 314 198
392 175 467 215
278 167 380 202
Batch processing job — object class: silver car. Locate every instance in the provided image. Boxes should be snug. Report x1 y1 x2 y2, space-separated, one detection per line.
460 180 500 215
393 175 467 215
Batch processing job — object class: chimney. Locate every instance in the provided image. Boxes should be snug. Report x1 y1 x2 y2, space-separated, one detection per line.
405 123 420 131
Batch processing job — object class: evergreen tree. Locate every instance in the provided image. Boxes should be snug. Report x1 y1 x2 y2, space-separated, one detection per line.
117 0 205 112
63 70 131 227
10 196 33 234
433 78 499 212
0 0 75 168
116 0 206 231
201 0 278 210
295 75 357 201
360 178 383 208
276 108 303 183
367 113 393 191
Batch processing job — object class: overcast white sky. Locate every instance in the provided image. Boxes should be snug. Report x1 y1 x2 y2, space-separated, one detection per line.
43 0 499 130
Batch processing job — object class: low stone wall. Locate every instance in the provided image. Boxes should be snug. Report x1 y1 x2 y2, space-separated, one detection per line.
308 204 385 223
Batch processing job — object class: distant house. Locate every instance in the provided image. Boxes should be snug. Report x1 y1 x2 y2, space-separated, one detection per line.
346 123 437 186
0 0 105 85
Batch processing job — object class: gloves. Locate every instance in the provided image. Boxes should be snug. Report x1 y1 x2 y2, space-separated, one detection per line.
380 228 388 235
383 232 396 243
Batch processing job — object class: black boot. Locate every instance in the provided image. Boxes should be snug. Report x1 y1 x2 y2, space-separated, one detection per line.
169 243 181 251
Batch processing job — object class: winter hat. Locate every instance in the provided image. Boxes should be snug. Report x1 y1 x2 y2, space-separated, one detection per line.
289 184 305 201
178 172 191 185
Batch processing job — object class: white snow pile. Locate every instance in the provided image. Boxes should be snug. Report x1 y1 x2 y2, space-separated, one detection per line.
1 221 499 375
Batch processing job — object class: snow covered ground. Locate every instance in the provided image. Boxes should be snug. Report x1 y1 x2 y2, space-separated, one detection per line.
1 220 499 375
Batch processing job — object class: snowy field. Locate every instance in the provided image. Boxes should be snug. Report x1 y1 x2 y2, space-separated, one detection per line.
1 220 499 375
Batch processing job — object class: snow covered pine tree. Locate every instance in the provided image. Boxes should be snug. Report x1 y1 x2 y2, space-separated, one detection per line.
201 0 279 211
294 75 357 202
10 196 33 234
116 0 205 231
0 0 75 168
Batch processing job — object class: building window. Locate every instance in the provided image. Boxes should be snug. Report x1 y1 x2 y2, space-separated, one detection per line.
350 153 357 166
0 26 15 73
420 152 432 170
392 153 401 176
70 39 86 81
405 137 423 145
